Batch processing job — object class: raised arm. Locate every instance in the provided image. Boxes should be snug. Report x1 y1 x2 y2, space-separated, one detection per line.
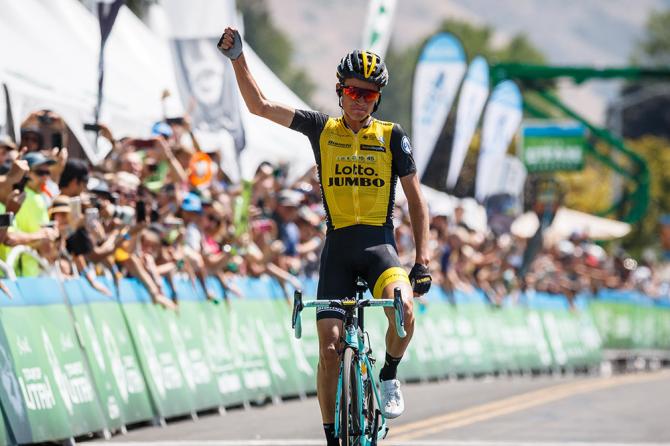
218 27 295 127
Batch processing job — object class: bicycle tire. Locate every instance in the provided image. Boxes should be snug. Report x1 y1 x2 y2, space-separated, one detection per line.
340 347 361 446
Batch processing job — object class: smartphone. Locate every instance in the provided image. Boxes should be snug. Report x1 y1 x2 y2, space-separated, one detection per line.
165 117 185 126
70 197 82 222
136 200 146 223
51 132 63 149
133 139 155 148
13 175 29 192
85 207 99 228
83 123 101 132
150 208 160 223
0 212 14 228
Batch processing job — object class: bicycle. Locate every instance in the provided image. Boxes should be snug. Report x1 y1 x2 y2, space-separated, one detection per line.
292 278 406 446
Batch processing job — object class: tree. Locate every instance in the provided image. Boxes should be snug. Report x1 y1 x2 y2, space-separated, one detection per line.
238 0 315 103
632 9 670 66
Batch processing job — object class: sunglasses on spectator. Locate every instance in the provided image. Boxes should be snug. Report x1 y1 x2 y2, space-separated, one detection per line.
34 169 51 177
341 86 380 102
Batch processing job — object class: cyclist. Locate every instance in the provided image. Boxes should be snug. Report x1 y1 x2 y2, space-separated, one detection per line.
218 28 432 445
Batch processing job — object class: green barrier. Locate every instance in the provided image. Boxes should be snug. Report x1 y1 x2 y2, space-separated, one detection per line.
65 279 154 429
201 278 248 406
656 308 670 349
118 279 197 419
224 285 275 403
0 404 7 445
589 301 635 349
0 279 107 444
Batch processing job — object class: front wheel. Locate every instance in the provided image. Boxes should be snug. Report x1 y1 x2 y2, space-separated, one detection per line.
340 347 360 446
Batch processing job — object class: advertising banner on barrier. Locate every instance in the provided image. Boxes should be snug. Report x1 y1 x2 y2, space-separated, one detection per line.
0 279 106 444
519 121 586 173
169 278 223 411
412 33 466 180
475 80 523 202
117 279 196 419
224 280 275 404
203 277 247 406
68 279 154 426
446 56 489 190
361 0 397 58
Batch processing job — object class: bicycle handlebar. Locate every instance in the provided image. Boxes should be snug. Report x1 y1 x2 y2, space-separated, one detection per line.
291 289 406 339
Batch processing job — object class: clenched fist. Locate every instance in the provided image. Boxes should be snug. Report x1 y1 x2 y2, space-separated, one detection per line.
217 27 243 60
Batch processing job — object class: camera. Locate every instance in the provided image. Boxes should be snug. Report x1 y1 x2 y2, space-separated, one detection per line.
112 205 135 225
0 213 14 228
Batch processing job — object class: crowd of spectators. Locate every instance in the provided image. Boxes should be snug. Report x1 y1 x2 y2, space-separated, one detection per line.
0 108 668 309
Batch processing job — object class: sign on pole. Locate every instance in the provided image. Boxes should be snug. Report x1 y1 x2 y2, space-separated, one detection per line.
519 121 586 173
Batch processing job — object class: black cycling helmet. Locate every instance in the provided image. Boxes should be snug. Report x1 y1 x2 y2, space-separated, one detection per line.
336 50 389 88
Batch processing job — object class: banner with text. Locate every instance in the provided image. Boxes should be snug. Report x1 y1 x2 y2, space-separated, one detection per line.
446 56 489 190
361 0 397 58
412 33 466 180
475 80 523 202
519 121 586 173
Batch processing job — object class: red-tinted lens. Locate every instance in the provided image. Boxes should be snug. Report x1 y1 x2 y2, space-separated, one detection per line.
342 86 380 102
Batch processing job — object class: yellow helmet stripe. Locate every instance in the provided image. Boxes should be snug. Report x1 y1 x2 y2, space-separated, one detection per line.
361 51 377 79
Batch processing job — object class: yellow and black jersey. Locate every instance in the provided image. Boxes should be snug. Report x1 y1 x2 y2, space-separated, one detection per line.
290 109 417 233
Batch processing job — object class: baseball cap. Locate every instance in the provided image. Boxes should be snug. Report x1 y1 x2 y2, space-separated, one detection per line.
278 190 304 207
151 121 173 138
181 192 203 213
22 152 56 170
87 177 114 200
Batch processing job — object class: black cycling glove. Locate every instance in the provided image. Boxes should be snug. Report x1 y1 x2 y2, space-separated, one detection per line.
409 263 432 296
217 29 243 60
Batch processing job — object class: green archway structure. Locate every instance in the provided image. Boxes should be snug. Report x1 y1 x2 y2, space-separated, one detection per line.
490 64 670 223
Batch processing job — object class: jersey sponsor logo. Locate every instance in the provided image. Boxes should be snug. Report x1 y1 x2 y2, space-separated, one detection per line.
329 163 385 187
360 144 386 152
362 134 385 145
327 176 385 187
336 155 376 163
327 140 352 149
401 136 412 154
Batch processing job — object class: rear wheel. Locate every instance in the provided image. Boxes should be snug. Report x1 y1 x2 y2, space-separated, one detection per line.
340 347 360 446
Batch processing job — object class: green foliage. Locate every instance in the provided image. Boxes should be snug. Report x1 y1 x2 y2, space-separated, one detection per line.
623 136 670 253
378 19 547 133
239 0 315 103
632 9 670 66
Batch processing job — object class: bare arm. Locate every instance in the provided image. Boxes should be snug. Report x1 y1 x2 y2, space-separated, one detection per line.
400 173 430 266
218 27 295 127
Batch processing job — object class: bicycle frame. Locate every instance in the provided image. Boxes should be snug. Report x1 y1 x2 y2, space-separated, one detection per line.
292 285 406 445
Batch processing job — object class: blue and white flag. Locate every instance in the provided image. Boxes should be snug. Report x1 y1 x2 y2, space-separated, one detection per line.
446 56 489 190
475 80 523 202
411 33 466 181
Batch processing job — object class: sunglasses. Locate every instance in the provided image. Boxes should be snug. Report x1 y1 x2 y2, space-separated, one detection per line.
206 214 221 224
342 86 380 102
34 169 51 177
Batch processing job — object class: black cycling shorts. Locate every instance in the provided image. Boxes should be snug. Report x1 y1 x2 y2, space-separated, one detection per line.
316 225 410 321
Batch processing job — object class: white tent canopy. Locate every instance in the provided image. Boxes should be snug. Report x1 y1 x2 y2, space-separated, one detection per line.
0 0 184 163
511 206 632 240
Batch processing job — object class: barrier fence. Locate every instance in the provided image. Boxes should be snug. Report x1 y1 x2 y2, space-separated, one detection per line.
0 274 668 445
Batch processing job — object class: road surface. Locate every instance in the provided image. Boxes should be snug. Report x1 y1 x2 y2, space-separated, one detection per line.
100 370 670 446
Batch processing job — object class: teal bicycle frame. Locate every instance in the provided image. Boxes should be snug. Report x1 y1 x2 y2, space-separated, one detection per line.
292 281 406 445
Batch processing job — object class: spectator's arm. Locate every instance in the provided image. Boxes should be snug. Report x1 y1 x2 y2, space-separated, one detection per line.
74 255 112 297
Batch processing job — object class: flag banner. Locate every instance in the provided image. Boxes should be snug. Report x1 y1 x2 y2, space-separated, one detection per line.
488 155 528 198
361 0 398 57
519 121 586 172
475 80 523 202
412 33 466 180
446 56 489 189
161 0 246 152
97 0 124 46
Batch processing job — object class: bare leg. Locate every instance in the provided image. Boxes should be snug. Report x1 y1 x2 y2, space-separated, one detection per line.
382 280 415 358
316 318 343 423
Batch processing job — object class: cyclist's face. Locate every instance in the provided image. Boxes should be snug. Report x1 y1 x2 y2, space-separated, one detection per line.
340 78 379 121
